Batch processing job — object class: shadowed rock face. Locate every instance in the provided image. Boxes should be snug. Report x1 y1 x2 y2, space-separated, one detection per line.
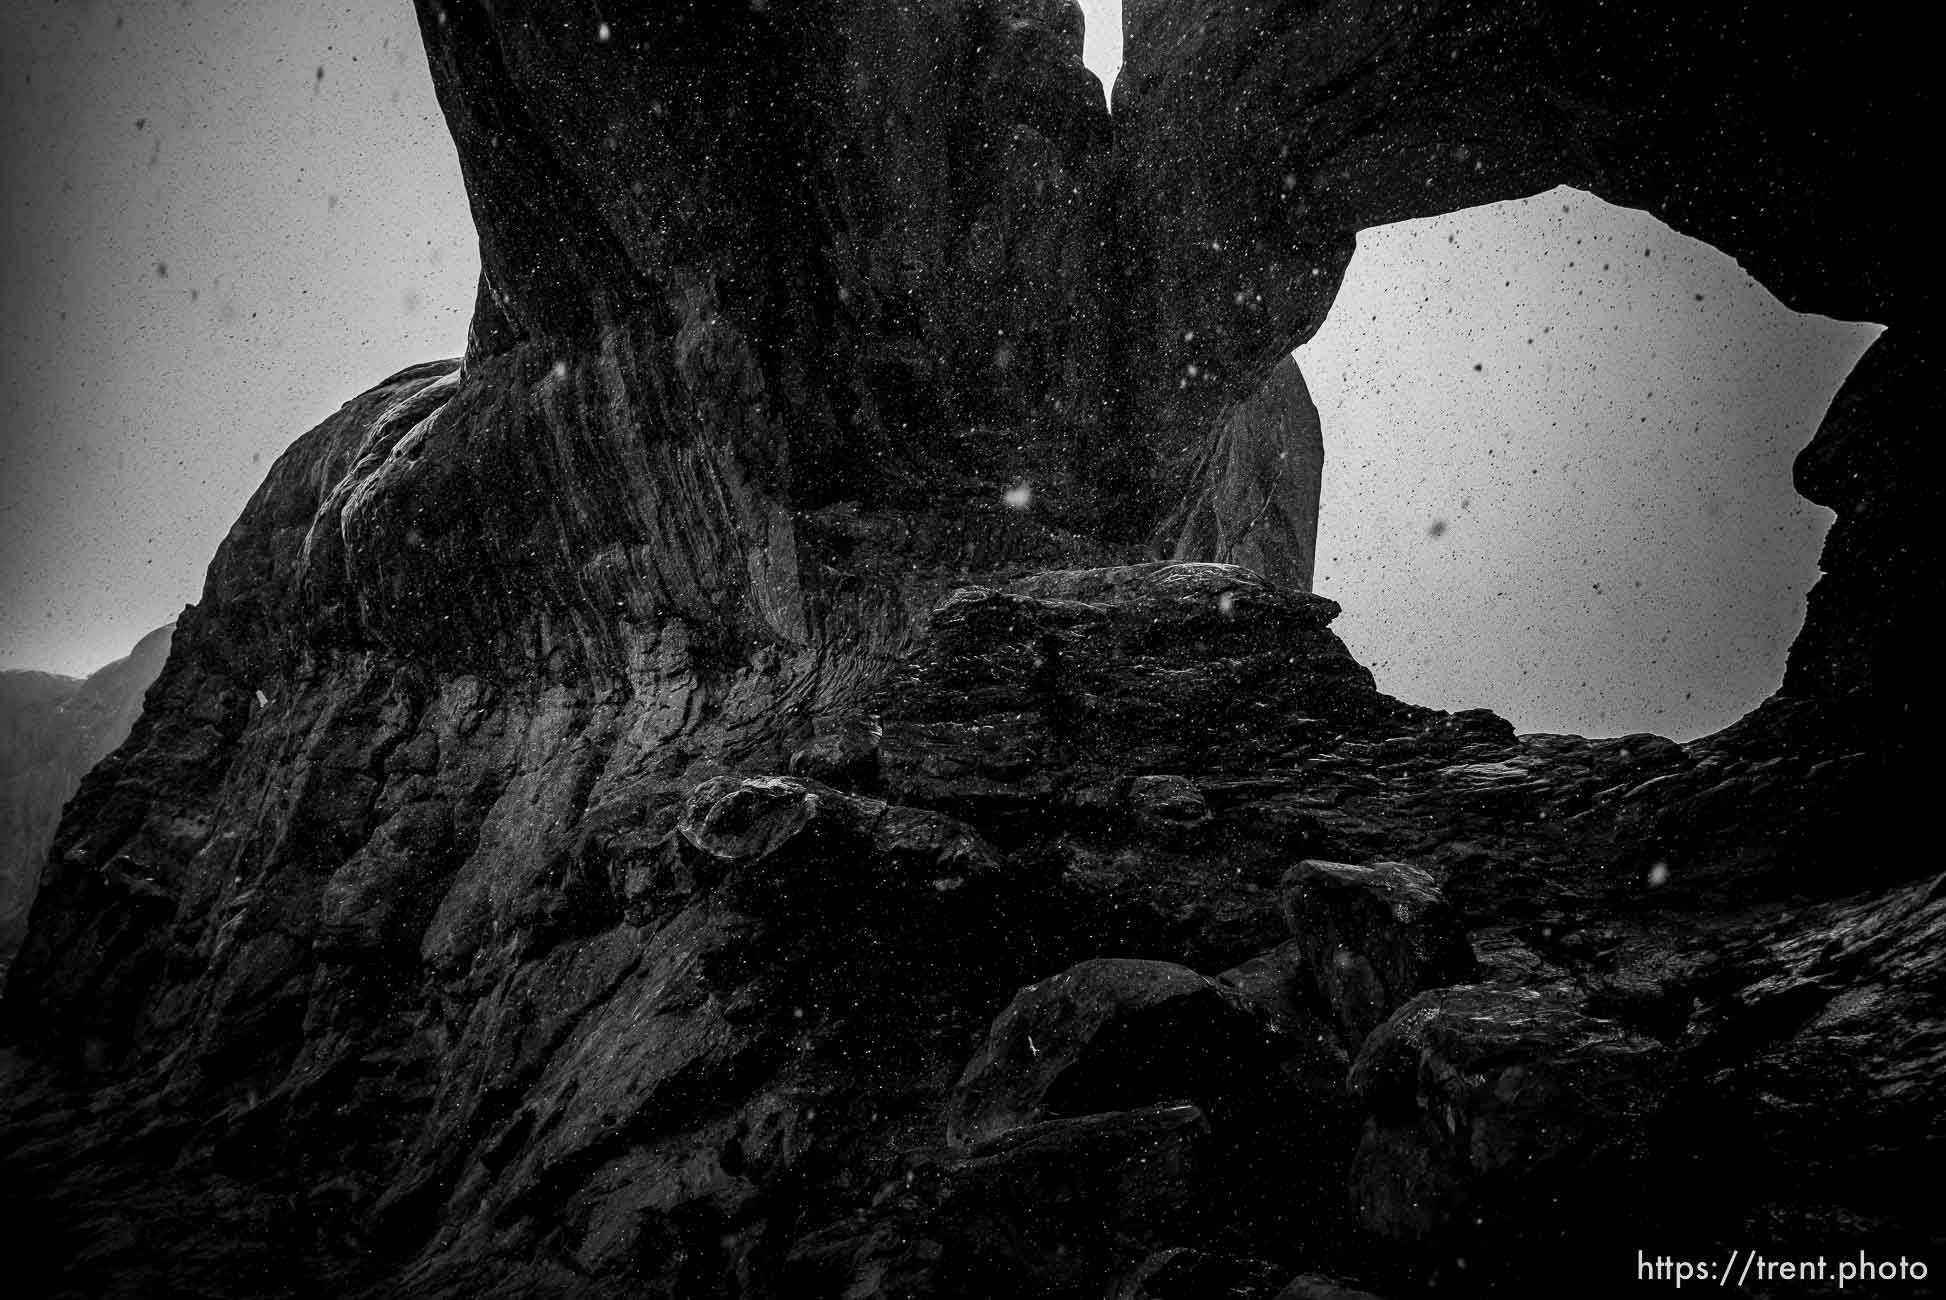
0 3 1933 1298
421 0 1120 530
1161 355 1323 590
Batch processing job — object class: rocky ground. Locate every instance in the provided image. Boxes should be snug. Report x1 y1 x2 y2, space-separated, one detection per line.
2 560 1937 1298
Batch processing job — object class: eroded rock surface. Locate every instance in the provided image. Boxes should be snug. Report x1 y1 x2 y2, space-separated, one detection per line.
1282 859 1478 1050
946 957 1274 1148
1347 985 1673 1262
0 1 1931 1298
1160 355 1324 590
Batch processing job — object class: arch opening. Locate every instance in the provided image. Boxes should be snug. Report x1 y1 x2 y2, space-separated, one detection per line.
1074 0 1123 105
1293 186 1879 741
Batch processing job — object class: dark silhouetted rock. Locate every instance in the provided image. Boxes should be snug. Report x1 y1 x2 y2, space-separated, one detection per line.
1666 873 1946 1258
948 957 1273 1149
1273 1276 1389 1300
0 1 1931 1297
1347 984 1673 1273
1281 860 1478 1051
1127 774 1209 826
1216 940 1350 1105
1215 939 1312 1036
786 713 883 793
792 1102 1214 1300
1160 355 1324 591
673 772 1006 920
1113 1247 1290 1300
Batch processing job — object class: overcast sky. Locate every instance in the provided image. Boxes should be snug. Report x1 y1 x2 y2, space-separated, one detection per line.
1302 194 1875 738
0 0 476 677
0 0 1878 741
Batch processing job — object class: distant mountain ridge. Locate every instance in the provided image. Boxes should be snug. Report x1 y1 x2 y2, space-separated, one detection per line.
0 624 173 978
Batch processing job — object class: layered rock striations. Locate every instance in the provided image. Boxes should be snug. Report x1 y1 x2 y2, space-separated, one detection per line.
1159 354 1323 590
1 3 1932 1298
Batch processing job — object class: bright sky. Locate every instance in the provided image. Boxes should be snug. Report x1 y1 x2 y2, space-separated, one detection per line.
1077 0 1124 100
0 0 1878 740
0 0 477 676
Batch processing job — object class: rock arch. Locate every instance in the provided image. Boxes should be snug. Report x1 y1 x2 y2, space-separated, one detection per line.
1292 186 1875 737
1114 0 1923 738
405 0 1921 742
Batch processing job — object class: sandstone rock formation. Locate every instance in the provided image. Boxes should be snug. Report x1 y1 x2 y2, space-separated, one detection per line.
1160 355 1323 590
0 625 172 981
0 2 1933 1298
1113 0 1927 737
1281 859 1478 1050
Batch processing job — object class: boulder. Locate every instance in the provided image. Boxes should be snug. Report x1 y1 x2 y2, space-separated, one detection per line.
792 1102 1215 1300
786 714 882 794
1214 939 1313 1037
949 957 1274 1148
676 774 1003 910
1347 985 1673 1263
1280 860 1478 1050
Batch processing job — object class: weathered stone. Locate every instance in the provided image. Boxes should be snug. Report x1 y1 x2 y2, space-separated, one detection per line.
786 713 882 793
1127 775 1208 824
675 773 1004 910
949 957 1274 1149
1214 939 1313 1037
879 563 1423 831
1281 860 1478 1050
1667 873 1946 1254
945 1104 1215 1287
1347 985 1673 1264
316 800 455 956
1160 355 1324 591
1127 774 1211 843
1112 1247 1290 1300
